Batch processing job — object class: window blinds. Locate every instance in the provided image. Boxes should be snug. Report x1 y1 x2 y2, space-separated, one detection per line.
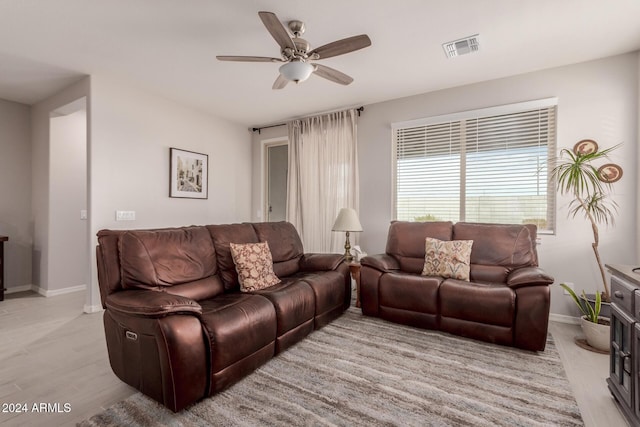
394 102 556 232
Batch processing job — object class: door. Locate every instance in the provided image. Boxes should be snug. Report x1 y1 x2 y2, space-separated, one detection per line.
266 144 288 222
610 303 633 407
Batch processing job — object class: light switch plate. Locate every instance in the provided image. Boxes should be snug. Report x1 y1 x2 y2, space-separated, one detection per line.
116 210 136 221
80 210 87 220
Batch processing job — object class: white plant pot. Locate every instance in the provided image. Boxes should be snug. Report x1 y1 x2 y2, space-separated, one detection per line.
580 316 610 351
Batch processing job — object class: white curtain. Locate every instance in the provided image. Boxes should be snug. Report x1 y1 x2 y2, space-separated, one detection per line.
286 109 359 253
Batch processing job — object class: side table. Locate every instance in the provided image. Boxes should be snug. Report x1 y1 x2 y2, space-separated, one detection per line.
348 262 361 308
0 236 7 301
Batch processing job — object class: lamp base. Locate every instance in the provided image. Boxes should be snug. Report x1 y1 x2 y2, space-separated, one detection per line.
343 231 353 262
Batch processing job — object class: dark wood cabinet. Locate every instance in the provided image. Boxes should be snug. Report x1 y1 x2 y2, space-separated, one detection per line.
610 303 633 406
607 264 640 426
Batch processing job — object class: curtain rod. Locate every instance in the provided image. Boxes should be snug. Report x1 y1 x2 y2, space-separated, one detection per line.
251 106 364 134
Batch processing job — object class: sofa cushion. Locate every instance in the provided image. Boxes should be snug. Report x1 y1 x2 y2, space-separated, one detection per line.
250 278 315 339
385 221 454 274
453 222 537 283
207 223 259 291
119 227 222 300
199 294 276 373
230 242 281 292
97 229 127 303
421 237 473 281
294 271 347 328
379 272 443 314
252 222 304 277
439 279 516 327
453 222 535 268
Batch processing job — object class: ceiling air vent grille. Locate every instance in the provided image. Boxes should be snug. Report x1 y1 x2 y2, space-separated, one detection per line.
443 35 479 58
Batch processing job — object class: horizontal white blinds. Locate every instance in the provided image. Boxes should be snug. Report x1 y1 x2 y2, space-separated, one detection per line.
395 104 556 231
396 122 461 222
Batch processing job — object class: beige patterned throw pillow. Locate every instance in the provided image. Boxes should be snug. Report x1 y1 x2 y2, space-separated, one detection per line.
421 237 473 281
230 242 281 292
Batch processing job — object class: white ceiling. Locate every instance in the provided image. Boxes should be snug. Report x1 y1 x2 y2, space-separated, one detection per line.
1 0 639 127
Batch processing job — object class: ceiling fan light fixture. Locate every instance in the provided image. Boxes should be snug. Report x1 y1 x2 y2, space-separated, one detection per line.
279 60 314 83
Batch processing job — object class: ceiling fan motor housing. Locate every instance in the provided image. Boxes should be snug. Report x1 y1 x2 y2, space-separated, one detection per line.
288 20 305 36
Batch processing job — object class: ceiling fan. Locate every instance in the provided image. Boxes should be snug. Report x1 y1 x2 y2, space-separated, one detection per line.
216 11 371 89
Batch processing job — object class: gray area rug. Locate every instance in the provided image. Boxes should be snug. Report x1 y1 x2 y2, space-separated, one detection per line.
79 307 583 426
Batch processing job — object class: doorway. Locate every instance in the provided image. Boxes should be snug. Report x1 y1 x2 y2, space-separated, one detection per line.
48 97 88 296
264 142 288 222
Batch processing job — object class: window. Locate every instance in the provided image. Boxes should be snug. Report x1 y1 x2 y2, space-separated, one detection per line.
393 99 557 233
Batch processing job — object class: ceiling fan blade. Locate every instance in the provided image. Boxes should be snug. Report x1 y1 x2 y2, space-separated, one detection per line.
308 34 371 59
216 55 283 62
272 73 289 90
258 11 295 51
313 64 354 85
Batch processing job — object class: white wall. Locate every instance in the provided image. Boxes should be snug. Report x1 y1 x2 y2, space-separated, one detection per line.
357 53 639 317
87 76 252 310
638 52 640 260
49 107 87 292
0 99 31 291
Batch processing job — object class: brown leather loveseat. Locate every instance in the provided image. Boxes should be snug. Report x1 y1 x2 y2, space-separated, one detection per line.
360 221 553 351
96 221 350 412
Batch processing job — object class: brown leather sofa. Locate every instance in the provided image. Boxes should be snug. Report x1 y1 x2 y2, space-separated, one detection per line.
96 221 350 412
360 221 554 351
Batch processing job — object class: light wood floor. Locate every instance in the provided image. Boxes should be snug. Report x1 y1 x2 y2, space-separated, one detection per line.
0 290 629 426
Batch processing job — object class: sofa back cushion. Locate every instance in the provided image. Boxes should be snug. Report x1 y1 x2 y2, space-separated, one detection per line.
252 222 303 277
452 222 537 283
119 226 224 301
523 223 539 265
207 223 260 291
386 221 454 274
97 229 128 306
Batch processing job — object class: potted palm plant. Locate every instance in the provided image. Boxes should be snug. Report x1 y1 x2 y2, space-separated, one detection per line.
551 142 621 307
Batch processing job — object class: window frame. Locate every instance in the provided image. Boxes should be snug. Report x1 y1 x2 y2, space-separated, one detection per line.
391 98 558 234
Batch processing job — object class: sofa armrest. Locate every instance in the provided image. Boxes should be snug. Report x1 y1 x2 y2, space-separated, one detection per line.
299 253 345 271
105 290 202 317
506 267 554 289
361 254 399 272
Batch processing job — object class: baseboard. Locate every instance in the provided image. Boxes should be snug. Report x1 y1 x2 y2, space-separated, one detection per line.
5 284 35 294
549 313 580 325
84 304 103 314
5 283 87 297
34 284 86 297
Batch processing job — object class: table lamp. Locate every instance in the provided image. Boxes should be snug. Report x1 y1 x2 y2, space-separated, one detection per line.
332 208 363 262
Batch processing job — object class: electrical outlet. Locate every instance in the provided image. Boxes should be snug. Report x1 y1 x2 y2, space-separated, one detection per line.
563 282 575 295
116 210 136 221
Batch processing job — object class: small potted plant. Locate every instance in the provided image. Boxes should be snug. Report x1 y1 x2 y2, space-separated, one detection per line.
551 141 622 309
560 283 609 351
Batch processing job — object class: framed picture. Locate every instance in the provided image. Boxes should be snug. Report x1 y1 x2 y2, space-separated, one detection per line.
169 147 208 199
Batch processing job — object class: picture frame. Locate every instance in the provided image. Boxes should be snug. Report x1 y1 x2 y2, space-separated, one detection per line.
169 147 208 199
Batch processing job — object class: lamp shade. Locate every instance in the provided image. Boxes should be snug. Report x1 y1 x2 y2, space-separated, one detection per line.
279 60 314 83
332 208 363 232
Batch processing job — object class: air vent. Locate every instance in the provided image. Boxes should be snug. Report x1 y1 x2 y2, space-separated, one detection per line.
443 34 479 58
